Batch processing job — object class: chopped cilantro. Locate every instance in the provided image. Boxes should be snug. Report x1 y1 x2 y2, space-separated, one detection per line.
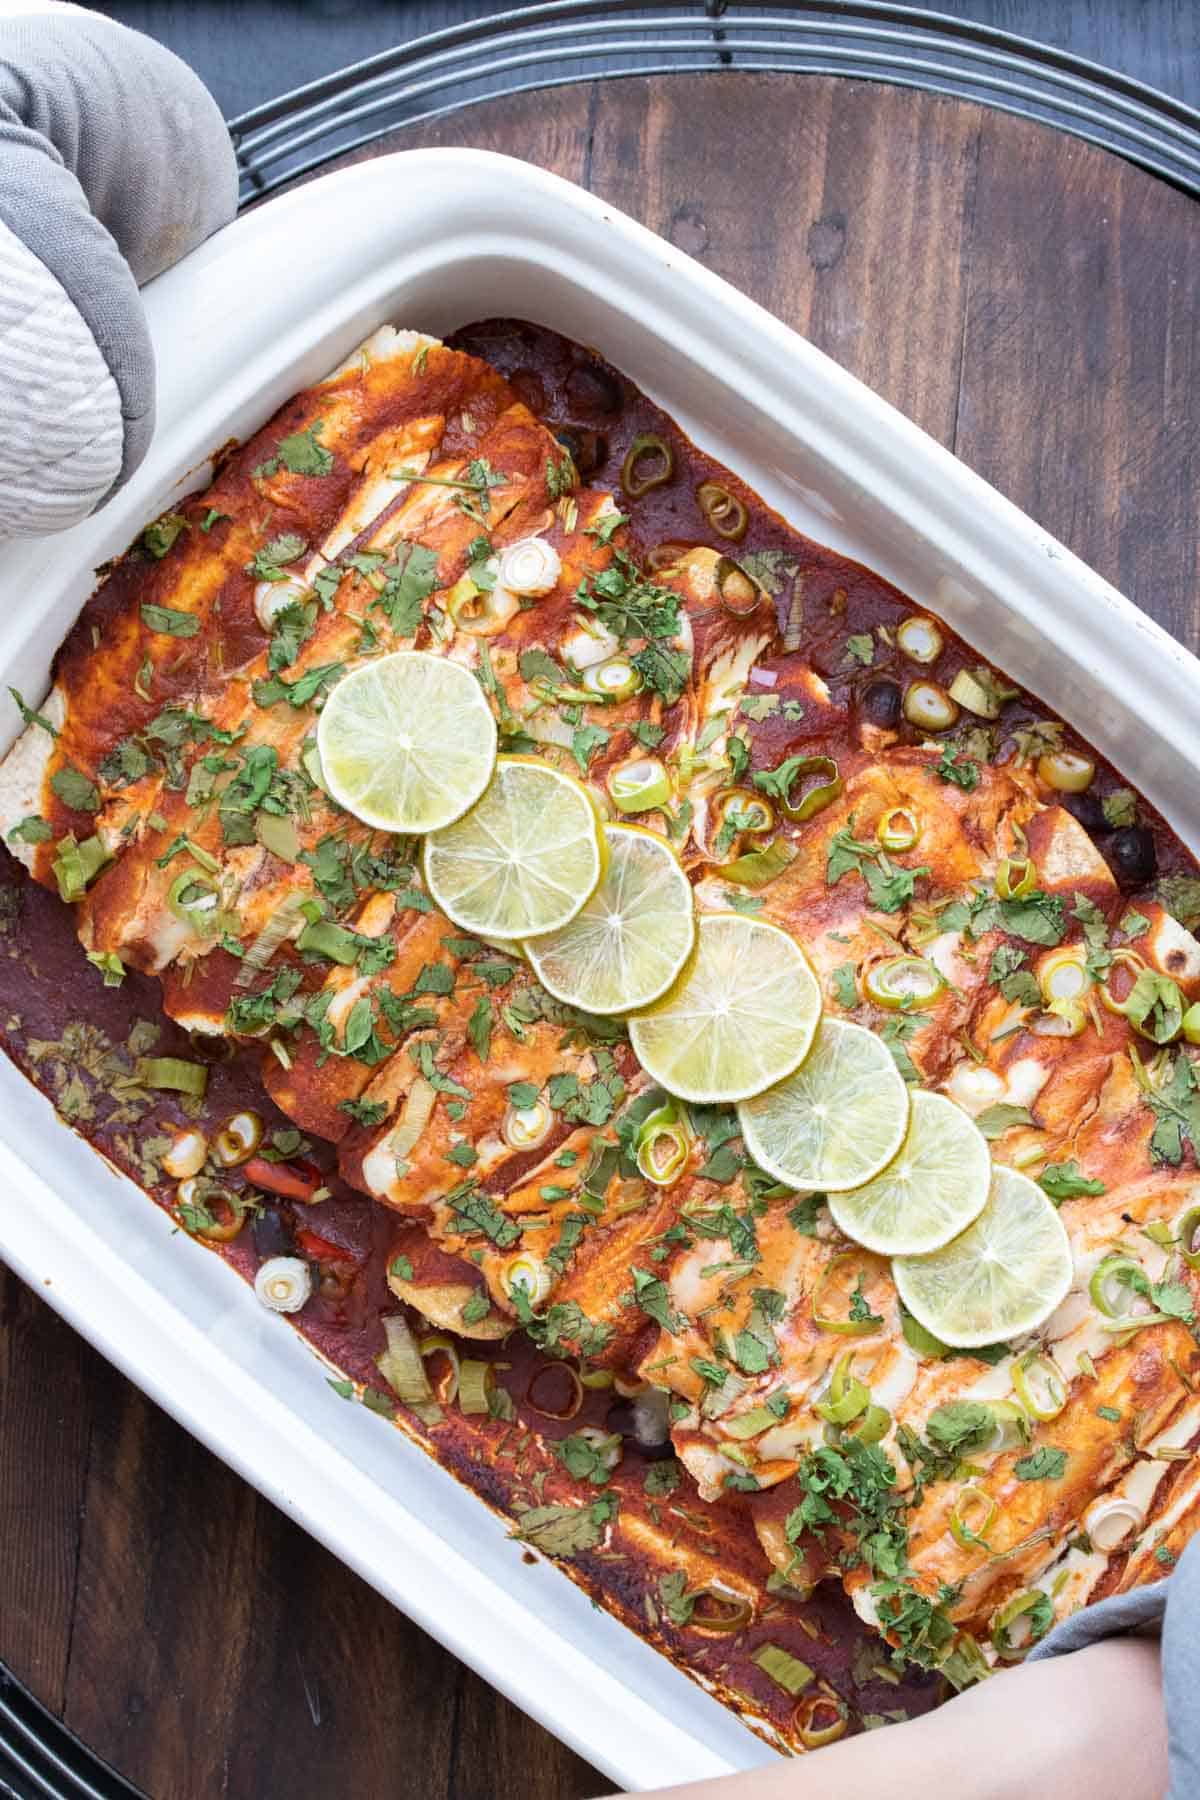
339 1097 389 1129
142 514 188 558
141 602 199 637
571 723 609 774
1039 1161 1105 1202
255 421 333 479
50 765 100 813
1146 1055 1200 1166
1014 1447 1067 1482
249 532 307 581
975 1103 1036 1140
376 542 439 635
935 743 980 790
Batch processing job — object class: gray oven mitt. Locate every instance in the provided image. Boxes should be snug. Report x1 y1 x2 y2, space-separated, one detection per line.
1029 1529 1196 1796
0 2 237 538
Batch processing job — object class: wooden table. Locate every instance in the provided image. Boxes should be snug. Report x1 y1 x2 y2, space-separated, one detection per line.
2 71 1198 1800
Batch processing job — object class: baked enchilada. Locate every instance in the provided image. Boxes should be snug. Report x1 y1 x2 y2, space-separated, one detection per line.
2 317 1199 1751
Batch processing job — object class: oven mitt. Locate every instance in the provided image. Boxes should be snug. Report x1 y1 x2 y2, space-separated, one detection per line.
1029 1530 1194 1796
0 1 237 538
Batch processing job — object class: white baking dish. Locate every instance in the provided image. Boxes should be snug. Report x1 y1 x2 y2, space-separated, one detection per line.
1 149 1198 1792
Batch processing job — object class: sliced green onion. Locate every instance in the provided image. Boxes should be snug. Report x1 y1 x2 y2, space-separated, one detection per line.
608 756 671 814
863 955 942 1010
86 950 126 987
793 1695 848 1748
583 655 642 701
389 1077 437 1169
697 481 749 542
716 838 797 888
178 1177 246 1242
877 806 919 852
684 1588 754 1635
1176 1205 1200 1270
635 1101 690 1187
996 856 1037 901
903 681 958 731
1089 1252 1149 1321
714 788 775 839
502 1098 553 1151
377 1313 440 1421
213 1110 263 1167
896 616 943 664
135 1056 208 1098
949 667 1009 720
621 433 674 498
1031 997 1088 1038
770 755 842 823
1100 948 1148 1015
1037 750 1095 794
1083 1495 1144 1552
300 736 330 794
751 1643 815 1696
254 1252 310 1306
723 1405 781 1441
814 1352 870 1425
162 1129 209 1180
502 1252 553 1308
1039 946 1090 1005
986 1400 1031 1453
52 832 112 902
990 1589 1053 1660
1011 1353 1067 1422
418 1332 462 1405
238 892 306 979
167 868 233 938
950 1485 997 1549
846 1403 891 1446
1121 968 1185 1044
458 1359 496 1415
900 1308 950 1358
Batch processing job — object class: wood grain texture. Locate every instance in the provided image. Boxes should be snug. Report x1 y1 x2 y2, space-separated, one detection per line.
2 71 1198 1800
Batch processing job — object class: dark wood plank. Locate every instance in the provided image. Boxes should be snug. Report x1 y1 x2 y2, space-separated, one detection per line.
952 102 1200 650
3 70 1199 1800
0 1266 92 1712
587 75 985 444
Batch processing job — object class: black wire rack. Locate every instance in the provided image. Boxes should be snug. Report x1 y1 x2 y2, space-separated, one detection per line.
0 1668 142 1800
4 6 1198 1795
229 0 1200 206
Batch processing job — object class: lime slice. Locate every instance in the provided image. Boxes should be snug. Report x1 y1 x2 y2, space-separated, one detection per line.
423 756 604 939
825 1089 990 1255
893 1163 1073 1348
525 823 695 1013
628 913 820 1103
317 650 496 833
738 1018 909 1194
